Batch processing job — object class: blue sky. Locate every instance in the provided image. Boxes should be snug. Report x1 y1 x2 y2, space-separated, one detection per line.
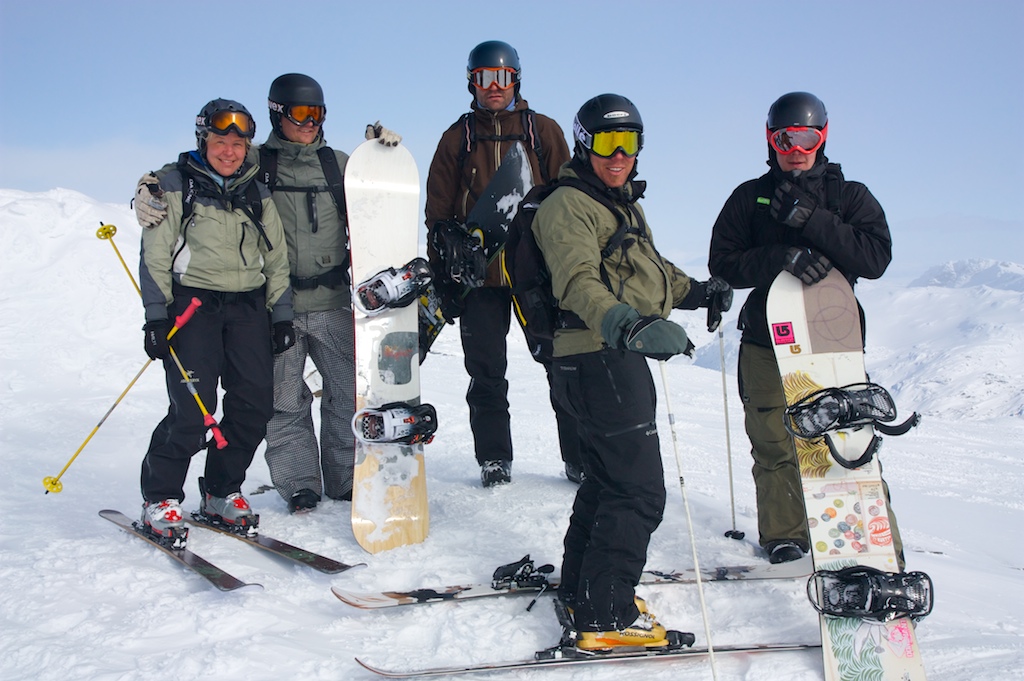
1 0 1021 278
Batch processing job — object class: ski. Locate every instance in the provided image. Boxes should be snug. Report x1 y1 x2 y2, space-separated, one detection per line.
99 509 261 592
355 642 821 678
331 554 812 609
187 514 363 575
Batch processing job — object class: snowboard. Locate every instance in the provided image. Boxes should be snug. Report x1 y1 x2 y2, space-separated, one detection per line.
765 268 927 680
418 141 534 360
345 140 429 554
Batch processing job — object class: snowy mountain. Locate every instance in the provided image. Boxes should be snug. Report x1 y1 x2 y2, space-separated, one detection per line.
1 188 1021 680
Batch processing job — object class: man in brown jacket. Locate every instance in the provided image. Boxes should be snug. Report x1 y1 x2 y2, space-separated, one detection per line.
425 40 577 487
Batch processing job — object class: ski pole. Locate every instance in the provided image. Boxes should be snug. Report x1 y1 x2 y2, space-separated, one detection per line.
96 223 141 297
718 329 745 540
165 344 228 450
43 297 204 494
658 361 719 680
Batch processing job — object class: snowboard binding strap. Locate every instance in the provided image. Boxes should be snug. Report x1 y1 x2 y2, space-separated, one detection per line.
807 565 934 622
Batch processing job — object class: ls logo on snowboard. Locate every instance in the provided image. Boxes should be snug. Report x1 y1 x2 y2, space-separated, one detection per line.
772 321 802 355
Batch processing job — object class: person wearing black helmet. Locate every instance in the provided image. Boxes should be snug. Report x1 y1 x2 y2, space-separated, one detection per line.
533 94 729 649
708 92 903 566
425 40 576 488
134 75 400 514
138 98 293 545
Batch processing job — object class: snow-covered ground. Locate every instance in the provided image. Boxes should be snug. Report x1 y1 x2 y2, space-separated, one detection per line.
1 188 1021 680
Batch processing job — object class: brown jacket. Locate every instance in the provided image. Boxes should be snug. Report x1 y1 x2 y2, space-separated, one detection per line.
425 96 570 285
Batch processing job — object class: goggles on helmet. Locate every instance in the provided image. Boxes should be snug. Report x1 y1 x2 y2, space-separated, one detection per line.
767 122 828 155
585 129 643 158
204 110 256 139
469 67 518 90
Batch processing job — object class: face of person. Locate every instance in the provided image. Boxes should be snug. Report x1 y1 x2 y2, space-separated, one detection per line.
589 150 636 189
777 149 816 173
475 81 515 112
280 115 320 145
204 131 248 177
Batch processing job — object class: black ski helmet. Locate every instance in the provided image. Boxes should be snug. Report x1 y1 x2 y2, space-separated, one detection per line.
572 93 644 161
766 92 828 161
268 73 326 137
466 40 522 95
195 98 255 153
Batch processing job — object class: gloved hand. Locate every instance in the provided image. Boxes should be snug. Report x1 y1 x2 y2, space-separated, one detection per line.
784 247 833 285
770 180 817 228
143 320 170 360
434 279 464 323
365 120 402 147
272 321 296 355
601 303 694 360
134 172 168 229
703 276 734 333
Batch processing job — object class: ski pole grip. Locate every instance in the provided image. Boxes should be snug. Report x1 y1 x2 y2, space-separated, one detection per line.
168 297 203 339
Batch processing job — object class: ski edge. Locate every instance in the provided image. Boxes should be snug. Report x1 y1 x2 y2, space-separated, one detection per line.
186 515 364 575
355 642 822 678
99 509 262 592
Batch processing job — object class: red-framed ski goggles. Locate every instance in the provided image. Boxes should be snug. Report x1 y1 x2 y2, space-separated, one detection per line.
588 129 643 158
767 122 828 155
206 110 256 138
469 67 519 90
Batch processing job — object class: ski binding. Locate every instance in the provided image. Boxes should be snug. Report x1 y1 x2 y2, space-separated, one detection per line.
352 401 438 445
807 565 934 622
354 257 433 316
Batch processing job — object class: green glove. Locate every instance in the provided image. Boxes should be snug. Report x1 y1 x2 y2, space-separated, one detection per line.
601 303 694 360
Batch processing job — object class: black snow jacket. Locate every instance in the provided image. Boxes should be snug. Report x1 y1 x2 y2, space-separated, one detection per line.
708 159 891 347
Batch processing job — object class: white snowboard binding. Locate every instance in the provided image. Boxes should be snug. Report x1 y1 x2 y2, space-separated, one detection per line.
352 401 438 445
353 257 433 316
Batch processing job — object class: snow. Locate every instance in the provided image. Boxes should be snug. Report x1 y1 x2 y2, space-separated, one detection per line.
1 188 1022 680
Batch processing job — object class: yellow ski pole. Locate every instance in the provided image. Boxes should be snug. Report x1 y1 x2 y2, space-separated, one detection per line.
43 297 204 493
95 223 140 297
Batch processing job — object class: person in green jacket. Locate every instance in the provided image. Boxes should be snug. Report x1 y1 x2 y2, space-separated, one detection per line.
532 94 730 650
138 99 294 547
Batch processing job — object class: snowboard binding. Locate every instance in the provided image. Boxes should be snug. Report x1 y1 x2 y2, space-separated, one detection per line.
353 257 433 316
429 219 487 288
807 565 934 622
352 401 438 445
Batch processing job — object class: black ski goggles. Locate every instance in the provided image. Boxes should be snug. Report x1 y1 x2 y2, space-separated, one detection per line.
768 123 828 155
204 110 256 138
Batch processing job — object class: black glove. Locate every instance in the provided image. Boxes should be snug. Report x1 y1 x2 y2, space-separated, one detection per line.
703 276 733 332
143 320 170 361
272 321 296 355
770 180 817 228
784 247 833 285
434 278 464 323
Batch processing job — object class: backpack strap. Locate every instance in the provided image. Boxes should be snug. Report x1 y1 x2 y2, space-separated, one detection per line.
258 146 279 190
456 109 549 186
824 162 844 217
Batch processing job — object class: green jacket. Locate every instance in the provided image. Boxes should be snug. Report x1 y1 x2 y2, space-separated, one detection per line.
260 133 351 313
532 161 696 357
140 151 293 323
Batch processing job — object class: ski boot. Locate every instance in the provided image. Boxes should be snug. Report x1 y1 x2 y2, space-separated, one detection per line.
351 402 437 445
141 499 188 549
480 460 512 487
808 565 934 622
353 257 432 316
196 477 259 536
576 596 671 650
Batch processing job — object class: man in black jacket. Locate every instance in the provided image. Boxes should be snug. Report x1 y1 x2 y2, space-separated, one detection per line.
708 91 903 566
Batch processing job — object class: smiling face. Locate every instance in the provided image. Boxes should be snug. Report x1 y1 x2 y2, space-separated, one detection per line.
280 115 320 145
589 149 636 188
204 131 248 177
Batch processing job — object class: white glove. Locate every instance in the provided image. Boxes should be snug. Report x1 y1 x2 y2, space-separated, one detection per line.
365 120 402 147
134 172 168 228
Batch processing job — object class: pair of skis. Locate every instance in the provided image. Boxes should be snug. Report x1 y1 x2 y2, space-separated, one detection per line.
99 509 361 591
